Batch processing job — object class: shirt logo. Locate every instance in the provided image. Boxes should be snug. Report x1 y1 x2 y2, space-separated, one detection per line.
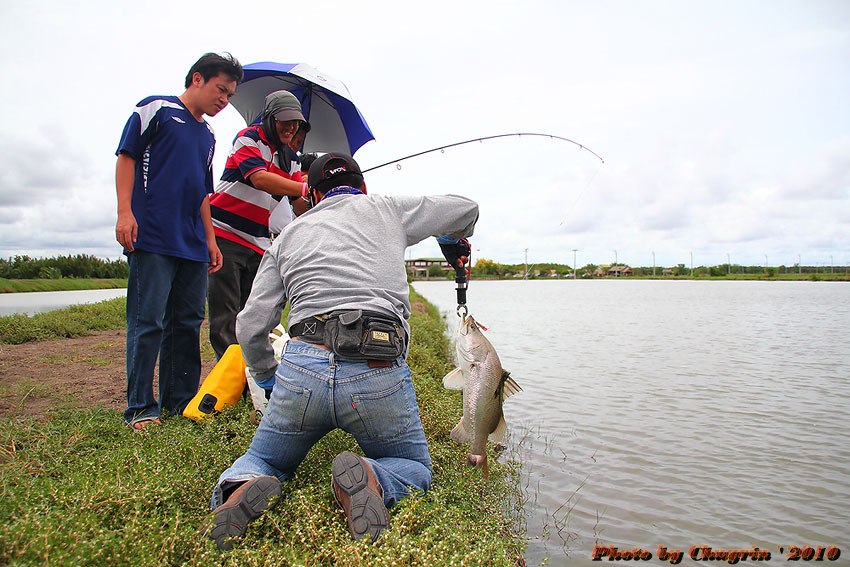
171 116 186 124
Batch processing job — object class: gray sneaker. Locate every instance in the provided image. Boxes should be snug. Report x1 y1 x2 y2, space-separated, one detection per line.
208 475 281 550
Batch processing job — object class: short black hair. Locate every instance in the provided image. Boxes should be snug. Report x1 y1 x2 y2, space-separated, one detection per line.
300 153 318 173
184 52 243 88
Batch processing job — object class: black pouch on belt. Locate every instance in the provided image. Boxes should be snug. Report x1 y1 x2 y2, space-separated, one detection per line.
322 310 405 361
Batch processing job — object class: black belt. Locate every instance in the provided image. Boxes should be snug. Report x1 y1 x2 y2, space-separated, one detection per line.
289 310 406 348
288 316 328 344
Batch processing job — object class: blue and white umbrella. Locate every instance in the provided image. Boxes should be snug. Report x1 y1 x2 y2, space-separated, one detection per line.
229 62 375 155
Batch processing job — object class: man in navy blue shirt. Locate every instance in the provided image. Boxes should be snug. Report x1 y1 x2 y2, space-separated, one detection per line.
115 52 243 430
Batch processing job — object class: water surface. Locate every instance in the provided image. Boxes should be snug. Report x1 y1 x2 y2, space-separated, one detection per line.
0 289 127 317
413 279 849 564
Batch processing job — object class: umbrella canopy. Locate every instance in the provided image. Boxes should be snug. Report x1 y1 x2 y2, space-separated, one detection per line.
229 62 375 155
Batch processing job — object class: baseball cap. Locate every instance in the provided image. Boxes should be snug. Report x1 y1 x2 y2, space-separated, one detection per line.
308 153 364 192
263 90 305 123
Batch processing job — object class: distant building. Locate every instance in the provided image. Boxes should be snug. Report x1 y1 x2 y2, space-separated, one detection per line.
405 257 451 279
607 265 632 277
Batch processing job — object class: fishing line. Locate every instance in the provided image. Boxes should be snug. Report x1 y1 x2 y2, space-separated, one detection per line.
558 165 602 226
371 132 606 268
361 132 605 173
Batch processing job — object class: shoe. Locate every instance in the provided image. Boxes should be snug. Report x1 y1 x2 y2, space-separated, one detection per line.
208 476 281 551
128 417 161 431
331 451 389 542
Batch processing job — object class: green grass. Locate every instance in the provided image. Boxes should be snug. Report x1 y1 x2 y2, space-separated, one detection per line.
0 298 126 344
0 278 128 293
0 290 526 565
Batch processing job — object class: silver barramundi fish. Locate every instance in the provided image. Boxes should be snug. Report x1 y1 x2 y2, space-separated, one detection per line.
443 314 521 479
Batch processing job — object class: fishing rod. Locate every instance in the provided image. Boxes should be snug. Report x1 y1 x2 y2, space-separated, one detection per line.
361 132 605 173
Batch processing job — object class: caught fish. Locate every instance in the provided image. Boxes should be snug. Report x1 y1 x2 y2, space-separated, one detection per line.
443 314 521 479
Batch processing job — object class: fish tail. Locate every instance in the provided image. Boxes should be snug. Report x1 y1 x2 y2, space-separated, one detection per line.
467 453 489 479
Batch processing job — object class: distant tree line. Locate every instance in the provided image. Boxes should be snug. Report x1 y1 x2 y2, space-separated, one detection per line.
472 259 574 278
469 259 845 279
619 263 843 277
0 255 129 279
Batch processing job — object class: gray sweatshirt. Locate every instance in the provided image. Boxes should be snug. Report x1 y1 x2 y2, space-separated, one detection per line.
235 192 479 380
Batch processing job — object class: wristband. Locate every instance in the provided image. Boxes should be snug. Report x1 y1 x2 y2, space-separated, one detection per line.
301 182 308 198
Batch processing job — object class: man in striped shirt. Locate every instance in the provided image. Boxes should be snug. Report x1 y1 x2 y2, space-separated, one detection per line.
208 90 310 359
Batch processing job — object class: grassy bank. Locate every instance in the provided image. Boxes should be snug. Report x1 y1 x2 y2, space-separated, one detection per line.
414 273 850 282
0 278 128 293
0 290 526 566
0 297 126 344
627 273 850 281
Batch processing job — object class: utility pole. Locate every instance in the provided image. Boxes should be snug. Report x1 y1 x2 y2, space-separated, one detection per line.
690 252 693 277
765 254 768 272
798 254 802 274
727 253 731 274
831 255 834 273
614 249 618 266
524 248 528 280
652 251 655 277
572 249 578 280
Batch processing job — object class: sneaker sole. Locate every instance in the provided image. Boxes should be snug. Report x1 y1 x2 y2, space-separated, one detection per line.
209 476 281 551
332 451 389 542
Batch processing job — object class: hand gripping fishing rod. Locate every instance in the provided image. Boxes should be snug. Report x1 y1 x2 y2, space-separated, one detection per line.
361 132 605 173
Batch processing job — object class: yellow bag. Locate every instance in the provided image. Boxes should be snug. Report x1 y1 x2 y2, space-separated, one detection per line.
183 344 246 421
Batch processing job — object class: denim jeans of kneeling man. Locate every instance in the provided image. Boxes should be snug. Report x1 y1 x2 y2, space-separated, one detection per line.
211 339 433 509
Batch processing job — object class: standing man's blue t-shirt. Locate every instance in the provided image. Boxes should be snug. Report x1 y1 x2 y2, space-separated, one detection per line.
116 95 215 262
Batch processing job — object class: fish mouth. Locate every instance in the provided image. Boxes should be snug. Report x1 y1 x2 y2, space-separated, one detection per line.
458 314 476 336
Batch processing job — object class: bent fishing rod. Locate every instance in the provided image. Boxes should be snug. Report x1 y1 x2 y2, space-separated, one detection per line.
361 132 605 173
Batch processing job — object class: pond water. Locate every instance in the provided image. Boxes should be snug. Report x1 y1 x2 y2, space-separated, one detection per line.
0 289 127 317
412 279 849 565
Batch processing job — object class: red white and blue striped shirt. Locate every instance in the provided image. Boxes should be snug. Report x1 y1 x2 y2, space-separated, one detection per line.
210 125 302 254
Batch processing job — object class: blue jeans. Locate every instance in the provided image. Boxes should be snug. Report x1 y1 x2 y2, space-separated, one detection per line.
212 340 432 509
124 251 207 423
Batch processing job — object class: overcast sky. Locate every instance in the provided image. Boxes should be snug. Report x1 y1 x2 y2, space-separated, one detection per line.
1 0 847 269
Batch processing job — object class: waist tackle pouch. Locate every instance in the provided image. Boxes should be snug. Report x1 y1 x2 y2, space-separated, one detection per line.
323 310 405 361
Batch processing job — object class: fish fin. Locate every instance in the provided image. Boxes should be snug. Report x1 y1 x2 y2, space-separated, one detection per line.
442 367 465 390
450 419 470 444
498 370 522 400
489 415 508 444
